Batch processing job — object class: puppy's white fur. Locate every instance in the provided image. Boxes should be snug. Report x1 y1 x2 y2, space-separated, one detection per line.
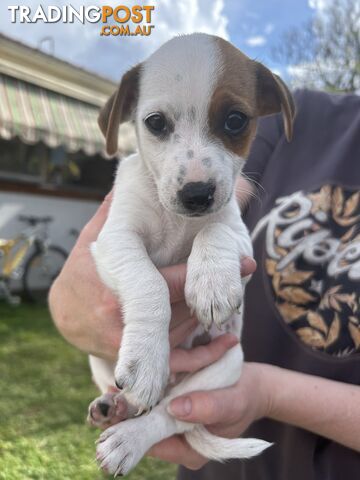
89 33 284 475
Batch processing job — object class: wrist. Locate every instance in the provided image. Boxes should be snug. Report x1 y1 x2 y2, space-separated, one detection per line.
250 362 281 419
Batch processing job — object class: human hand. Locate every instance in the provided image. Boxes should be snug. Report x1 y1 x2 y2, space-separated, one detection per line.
152 356 360 465
49 193 256 361
149 362 273 469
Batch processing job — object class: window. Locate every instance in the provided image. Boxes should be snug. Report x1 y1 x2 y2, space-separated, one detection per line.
0 138 45 181
0 137 117 197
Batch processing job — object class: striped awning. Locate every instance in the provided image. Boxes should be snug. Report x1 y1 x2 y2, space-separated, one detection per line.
0 74 134 157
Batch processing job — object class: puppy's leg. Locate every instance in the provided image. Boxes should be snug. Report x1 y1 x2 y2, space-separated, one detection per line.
96 345 271 475
185 221 252 331
92 230 171 412
89 355 116 395
96 403 181 475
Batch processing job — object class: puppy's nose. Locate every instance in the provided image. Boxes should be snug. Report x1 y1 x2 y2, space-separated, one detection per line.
178 181 216 212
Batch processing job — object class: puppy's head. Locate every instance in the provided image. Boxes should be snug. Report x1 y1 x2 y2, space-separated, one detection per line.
99 33 295 217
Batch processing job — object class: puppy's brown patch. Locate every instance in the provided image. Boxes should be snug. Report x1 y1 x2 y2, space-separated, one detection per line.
98 63 142 156
208 87 257 158
208 37 295 157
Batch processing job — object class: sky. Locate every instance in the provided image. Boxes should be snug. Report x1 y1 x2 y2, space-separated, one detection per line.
0 0 328 83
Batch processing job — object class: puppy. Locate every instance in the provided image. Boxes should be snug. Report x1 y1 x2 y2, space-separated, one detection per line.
88 33 295 476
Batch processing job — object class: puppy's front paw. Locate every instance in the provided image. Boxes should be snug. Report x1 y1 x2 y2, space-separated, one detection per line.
185 257 243 330
114 335 169 413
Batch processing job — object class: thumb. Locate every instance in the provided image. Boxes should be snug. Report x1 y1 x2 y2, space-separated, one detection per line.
78 190 113 244
167 389 233 425
241 256 256 277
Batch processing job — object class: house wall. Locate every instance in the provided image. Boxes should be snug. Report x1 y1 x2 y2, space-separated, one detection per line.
0 191 99 289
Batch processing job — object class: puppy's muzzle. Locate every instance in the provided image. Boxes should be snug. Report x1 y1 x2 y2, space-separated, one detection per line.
178 181 216 214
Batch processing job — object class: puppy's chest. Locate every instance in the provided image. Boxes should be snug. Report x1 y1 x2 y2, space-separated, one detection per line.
146 220 201 267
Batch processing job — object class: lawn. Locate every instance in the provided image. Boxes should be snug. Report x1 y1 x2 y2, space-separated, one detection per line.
0 303 177 480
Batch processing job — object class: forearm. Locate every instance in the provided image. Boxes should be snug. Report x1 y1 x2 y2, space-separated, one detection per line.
264 363 360 451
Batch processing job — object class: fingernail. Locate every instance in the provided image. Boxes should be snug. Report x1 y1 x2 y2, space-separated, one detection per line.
226 334 239 346
167 397 192 417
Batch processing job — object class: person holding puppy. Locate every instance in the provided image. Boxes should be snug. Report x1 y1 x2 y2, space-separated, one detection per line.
49 88 360 480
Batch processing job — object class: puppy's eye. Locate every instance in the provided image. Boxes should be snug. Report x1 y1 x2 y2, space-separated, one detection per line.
144 112 167 135
224 111 248 136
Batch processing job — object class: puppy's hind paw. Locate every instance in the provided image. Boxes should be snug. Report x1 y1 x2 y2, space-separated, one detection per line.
96 418 149 475
87 392 129 428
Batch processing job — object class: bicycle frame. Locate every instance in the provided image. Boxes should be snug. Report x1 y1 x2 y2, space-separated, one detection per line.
0 227 46 280
0 217 64 305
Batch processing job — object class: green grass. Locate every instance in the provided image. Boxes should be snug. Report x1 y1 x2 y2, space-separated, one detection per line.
0 303 177 480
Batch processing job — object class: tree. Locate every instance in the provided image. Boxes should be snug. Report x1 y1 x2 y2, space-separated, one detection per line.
273 0 360 92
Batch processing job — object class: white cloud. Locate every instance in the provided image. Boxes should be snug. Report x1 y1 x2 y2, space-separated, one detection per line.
0 0 229 81
308 0 328 10
245 35 266 47
271 68 282 77
264 23 274 35
287 63 309 78
138 0 229 57
242 21 272 50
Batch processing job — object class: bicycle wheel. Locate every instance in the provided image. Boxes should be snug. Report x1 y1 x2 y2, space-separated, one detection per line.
22 245 67 303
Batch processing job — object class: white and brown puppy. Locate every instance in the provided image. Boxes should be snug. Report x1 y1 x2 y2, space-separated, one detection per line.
89 33 295 476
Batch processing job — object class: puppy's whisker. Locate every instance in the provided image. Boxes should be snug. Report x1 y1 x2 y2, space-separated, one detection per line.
235 186 259 200
240 172 266 195
235 186 262 207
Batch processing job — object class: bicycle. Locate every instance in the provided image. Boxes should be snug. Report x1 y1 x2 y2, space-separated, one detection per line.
0 215 68 305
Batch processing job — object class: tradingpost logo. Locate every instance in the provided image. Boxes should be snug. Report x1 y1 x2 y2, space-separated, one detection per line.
8 4 155 37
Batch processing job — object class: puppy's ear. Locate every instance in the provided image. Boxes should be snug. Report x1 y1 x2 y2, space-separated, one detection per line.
98 63 142 156
254 62 296 141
